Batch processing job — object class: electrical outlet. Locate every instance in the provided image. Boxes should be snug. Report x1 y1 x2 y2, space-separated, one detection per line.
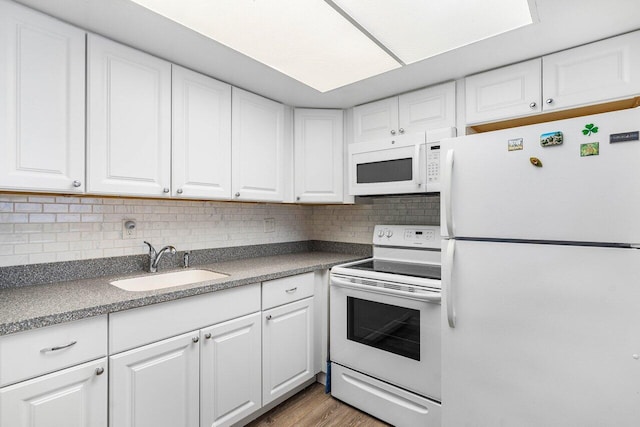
264 218 275 233
122 219 137 239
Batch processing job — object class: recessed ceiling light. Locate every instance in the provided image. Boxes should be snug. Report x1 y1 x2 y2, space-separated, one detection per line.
129 0 534 92
129 0 401 93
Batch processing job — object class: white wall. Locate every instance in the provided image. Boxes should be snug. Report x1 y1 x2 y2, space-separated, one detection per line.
0 193 439 267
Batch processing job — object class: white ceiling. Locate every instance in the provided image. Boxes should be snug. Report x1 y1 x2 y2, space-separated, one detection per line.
13 0 640 108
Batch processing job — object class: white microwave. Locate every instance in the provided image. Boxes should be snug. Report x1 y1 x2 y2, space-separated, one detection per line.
348 128 455 196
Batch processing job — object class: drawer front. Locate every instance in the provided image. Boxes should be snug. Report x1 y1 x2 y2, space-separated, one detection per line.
262 272 314 310
109 283 261 354
0 315 107 387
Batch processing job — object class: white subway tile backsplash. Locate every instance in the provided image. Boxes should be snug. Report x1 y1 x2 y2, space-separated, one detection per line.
0 193 438 267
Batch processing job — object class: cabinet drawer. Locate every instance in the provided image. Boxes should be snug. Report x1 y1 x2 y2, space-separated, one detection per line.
0 315 107 387
109 283 260 354
262 272 314 310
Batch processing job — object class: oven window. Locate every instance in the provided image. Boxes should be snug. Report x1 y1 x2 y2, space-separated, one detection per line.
347 297 420 361
356 158 412 184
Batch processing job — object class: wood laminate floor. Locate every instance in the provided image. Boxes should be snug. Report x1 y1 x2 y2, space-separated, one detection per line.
246 383 391 427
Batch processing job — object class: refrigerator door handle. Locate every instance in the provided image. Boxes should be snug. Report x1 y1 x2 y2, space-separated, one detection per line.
445 239 456 328
444 149 454 237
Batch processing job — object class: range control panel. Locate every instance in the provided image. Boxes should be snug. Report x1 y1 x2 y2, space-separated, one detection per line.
373 225 440 249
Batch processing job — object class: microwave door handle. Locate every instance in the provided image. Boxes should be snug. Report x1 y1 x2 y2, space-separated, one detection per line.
331 276 441 303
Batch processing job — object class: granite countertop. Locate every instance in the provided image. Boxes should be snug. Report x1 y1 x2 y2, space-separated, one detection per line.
0 251 365 336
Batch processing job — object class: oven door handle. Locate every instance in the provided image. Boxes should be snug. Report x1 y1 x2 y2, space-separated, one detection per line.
331 277 441 303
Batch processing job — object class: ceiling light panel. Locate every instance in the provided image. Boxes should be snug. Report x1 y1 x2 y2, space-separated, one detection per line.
129 0 401 92
329 0 534 64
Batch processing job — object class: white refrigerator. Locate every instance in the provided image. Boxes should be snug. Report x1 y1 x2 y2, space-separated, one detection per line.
441 107 640 426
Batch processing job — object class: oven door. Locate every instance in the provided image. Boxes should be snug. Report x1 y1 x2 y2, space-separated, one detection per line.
348 133 427 196
330 273 441 401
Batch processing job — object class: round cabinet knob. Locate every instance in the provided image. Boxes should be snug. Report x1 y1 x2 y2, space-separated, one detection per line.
296 196 301 201
176 188 183 194
390 129 396 135
529 102 537 109
95 367 105 376
385 230 393 237
204 333 212 339
163 188 170 194
399 128 405 134
192 336 199 343
235 192 240 198
72 180 82 188
545 98 554 104
266 314 272 320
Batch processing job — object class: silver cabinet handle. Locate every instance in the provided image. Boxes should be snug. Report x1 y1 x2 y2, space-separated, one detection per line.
266 315 272 320
95 367 105 376
235 192 240 197
390 129 396 135
176 188 183 194
545 98 553 104
204 333 212 339
529 102 537 109
285 287 297 294
192 336 199 343
163 188 170 193
398 128 405 134
41 341 77 353
72 180 82 188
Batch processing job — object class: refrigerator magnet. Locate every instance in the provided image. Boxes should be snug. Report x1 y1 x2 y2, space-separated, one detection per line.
582 123 599 136
580 142 599 157
540 131 563 147
508 138 523 151
610 131 639 143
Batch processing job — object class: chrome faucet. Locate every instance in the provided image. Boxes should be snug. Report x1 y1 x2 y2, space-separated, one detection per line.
143 241 177 273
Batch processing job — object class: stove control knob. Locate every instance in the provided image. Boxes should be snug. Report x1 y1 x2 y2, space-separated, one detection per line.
377 230 385 237
385 230 393 238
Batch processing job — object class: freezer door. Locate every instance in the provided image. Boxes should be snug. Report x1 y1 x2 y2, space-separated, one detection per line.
441 107 640 243
442 239 640 427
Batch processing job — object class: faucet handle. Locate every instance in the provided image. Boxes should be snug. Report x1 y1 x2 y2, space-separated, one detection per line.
143 241 156 257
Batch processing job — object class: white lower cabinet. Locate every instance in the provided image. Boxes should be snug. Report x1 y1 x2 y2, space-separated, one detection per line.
262 297 315 405
0 358 108 427
109 331 200 427
200 312 262 427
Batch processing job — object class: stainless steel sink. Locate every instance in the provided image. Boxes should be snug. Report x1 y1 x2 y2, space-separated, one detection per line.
110 269 228 292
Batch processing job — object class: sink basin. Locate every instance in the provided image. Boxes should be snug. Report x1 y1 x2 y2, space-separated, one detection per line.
110 269 229 292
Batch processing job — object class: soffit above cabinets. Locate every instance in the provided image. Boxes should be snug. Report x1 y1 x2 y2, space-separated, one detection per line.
12 0 640 108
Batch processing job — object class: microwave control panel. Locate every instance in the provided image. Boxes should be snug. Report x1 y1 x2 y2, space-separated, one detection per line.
426 144 440 184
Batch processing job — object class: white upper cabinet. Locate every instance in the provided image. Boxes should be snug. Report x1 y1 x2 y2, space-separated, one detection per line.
398 82 456 134
294 109 344 203
0 1 85 193
87 34 172 197
466 31 640 125
232 88 286 202
353 97 398 143
353 82 456 143
172 65 232 200
543 31 640 111
465 59 542 124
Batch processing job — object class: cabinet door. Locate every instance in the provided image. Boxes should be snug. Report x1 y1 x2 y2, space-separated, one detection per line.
200 313 261 427
110 332 199 427
87 34 171 197
172 65 232 200
0 358 107 427
398 81 456 134
262 297 314 405
465 58 541 124
543 31 640 111
232 88 285 202
0 1 85 193
294 109 344 203
352 97 398 143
